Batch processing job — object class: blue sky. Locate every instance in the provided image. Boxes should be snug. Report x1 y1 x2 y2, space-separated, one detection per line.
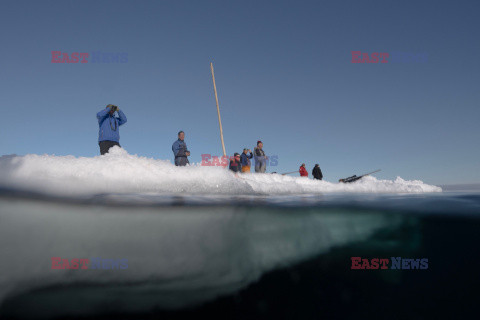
0 0 478 185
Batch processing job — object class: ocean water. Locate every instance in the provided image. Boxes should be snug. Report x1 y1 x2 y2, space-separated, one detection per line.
0 149 478 319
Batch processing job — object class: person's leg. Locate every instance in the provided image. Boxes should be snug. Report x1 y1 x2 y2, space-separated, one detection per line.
242 165 250 173
260 162 266 173
176 157 187 166
255 162 260 173
100 141 120 155
99 141 109 155
109 142 120 153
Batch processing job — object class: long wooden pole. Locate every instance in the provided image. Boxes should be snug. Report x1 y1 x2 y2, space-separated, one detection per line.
281 171 299 176
210 62 226 157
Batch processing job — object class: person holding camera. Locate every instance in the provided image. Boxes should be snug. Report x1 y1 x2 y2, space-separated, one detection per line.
240 148 253 173
96 104 127 155
172 131 190 166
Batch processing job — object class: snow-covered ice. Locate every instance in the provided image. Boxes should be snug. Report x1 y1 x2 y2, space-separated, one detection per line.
0 146 442 196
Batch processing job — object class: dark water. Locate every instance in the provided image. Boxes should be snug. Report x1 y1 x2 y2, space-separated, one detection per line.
0 189 479 319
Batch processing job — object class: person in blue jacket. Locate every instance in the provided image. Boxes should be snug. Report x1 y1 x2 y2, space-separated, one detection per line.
240 148 253 173
97 104 127 155
172 131 190 166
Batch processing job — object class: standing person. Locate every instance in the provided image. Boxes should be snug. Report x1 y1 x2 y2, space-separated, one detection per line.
172 131 190 166
240 148 253 173
229 153 242 173
254 141 267 173
312 164 323 180
97 104 127 155
299 163 308 177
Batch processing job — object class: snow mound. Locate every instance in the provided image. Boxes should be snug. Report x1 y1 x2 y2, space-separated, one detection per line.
0 147 441 196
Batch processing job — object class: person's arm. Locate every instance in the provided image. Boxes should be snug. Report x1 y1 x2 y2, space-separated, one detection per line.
96 108 109 124
248 152 253 159
116 109 127 126
172 141 180 157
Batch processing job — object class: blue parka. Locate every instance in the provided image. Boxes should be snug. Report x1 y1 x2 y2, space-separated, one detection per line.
240 152 253 166
97 108 127 142
172 139 189 157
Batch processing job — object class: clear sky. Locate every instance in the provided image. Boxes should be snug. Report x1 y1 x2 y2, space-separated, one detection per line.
0 0 478 185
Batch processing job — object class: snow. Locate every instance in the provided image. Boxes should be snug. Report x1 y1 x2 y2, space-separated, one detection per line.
0 146 442 196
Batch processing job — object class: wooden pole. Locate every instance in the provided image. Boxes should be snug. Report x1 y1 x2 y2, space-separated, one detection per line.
281 171 299 176
210 62 227 157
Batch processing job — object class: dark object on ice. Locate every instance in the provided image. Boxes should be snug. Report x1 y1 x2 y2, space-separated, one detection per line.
312 164 323 180
339 169 381 183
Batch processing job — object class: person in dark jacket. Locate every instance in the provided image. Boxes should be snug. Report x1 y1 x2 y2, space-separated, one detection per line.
299 163 308 177
172 131 190 166
240 148 253 173
254 141 268 173
312 164 323 180
97 104 127 155
229 153 242 173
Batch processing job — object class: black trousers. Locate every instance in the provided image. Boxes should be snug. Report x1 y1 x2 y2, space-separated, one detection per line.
175 156 189 166
99 141 120 155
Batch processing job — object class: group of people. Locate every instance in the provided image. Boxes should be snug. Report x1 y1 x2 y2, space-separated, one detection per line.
96 105 269 173
97 105 322 178
299 163 323 180
228 141 268 173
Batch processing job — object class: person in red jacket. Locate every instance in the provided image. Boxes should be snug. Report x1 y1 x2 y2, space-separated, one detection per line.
299 163 308 177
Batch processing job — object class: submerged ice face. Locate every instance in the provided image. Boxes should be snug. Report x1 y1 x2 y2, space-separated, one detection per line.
0 147 441 197
0 198 405 317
